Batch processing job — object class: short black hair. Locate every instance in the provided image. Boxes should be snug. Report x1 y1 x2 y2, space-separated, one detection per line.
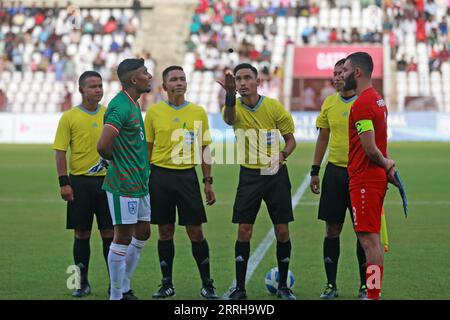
334 58 346 67
78 71 102 88
233 63 258 78
345 52 373 77
117 58 144 86
162 65 184 81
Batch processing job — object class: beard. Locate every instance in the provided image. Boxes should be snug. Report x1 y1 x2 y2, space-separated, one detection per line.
343 72 357 91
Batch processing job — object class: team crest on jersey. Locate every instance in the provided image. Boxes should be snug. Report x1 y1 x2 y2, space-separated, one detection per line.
92 122 98 128
376 99 385 107
173 117 180 123
128 201 138 215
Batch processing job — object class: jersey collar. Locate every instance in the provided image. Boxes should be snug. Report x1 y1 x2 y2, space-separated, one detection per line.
164 100 190 110
77 104 101 115
339 94 357 104
122 89 140 109
239 95 265 112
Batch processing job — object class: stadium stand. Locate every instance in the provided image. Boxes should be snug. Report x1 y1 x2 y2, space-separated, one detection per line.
0 1 144 112
386 0 450 111
0 0 449 113
183 0 383 112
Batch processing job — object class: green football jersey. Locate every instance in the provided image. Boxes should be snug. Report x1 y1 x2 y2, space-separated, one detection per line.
102 90 149 197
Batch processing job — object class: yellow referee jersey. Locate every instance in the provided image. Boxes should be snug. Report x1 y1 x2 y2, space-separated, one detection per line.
223 96 295 169
315 93 357 167
144 100 211 170
52 105 106 176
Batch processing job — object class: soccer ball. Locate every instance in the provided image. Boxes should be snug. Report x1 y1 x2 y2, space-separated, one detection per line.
265 267 295 294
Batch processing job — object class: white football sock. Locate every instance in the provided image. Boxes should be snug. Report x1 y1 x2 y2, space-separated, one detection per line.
108 243 128 300
122 237 146 293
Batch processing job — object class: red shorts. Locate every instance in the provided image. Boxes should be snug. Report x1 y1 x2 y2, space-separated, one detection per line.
350 186 387 233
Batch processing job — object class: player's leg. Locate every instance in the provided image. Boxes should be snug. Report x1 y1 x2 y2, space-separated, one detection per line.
99 229 113 296
149 166 177 298
186 224 218 299
319 222 343 299
265 165 295 300
95 178 114 296
356 232 384 300
121 194 151 299
73 229 92 297
108 224 133 300
317 163 350 298
273 223 295 300
351 186 386 300
178 168 216 299
225 167 264 300
106 192 139 300
68 175 95 297
153 223 176 298
236 223 253 290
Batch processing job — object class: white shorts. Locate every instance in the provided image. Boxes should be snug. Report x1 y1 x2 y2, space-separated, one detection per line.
106 192 151 225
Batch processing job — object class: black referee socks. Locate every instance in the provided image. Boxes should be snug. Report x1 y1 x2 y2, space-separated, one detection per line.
324 237 340 287
356 239 367 286
73 238 90 286
191 239 211 284
102 237 113 273
158 239 175 280
235 241 250 289
277 240 292 288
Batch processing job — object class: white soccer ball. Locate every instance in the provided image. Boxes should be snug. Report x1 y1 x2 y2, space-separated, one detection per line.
265 267 295 294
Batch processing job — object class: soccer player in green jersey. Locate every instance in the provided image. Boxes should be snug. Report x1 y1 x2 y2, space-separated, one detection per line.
97 58 152 300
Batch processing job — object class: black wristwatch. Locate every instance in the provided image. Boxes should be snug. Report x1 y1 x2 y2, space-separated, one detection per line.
281 150 289 160
202 177 213 184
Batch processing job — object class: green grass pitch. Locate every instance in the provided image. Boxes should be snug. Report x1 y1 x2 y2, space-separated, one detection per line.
0 142 449 300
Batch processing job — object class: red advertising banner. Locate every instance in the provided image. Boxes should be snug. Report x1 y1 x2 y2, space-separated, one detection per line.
294 46 383 78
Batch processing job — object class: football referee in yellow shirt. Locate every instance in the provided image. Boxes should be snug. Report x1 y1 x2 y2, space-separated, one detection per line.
144 66 218 299
310 59 367 299
53 71 113 298
219 63 297 300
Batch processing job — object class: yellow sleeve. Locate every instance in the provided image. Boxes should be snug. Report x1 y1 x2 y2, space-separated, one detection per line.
316 97 330 129
144 109 155 143
201 109 211 146
275 101 295 135
52 113 71 151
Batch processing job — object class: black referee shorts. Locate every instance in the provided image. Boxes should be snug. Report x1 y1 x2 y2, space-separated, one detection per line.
317 162 352 224
149 165 207 226
67 174 112 230
232 165 294 225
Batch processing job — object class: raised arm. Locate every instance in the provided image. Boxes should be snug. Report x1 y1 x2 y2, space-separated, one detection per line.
217 72 237 125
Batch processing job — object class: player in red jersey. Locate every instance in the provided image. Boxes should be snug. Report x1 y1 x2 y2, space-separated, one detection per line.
342 52 399 300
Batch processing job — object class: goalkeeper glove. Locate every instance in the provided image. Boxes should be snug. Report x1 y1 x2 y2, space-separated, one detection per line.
88 157 109 174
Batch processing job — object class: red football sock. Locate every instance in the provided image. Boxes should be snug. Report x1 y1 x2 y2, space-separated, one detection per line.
366 264 384 299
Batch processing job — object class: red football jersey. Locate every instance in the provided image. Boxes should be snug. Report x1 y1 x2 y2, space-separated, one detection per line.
348 87 388 190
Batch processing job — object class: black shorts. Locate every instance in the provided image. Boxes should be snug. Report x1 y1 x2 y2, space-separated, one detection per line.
149 165 207 226
67 175 113 230
232 165 294 224
318 162 352 224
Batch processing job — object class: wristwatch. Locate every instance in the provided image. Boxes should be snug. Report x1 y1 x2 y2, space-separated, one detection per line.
202 177 213 184
281 150 289 160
